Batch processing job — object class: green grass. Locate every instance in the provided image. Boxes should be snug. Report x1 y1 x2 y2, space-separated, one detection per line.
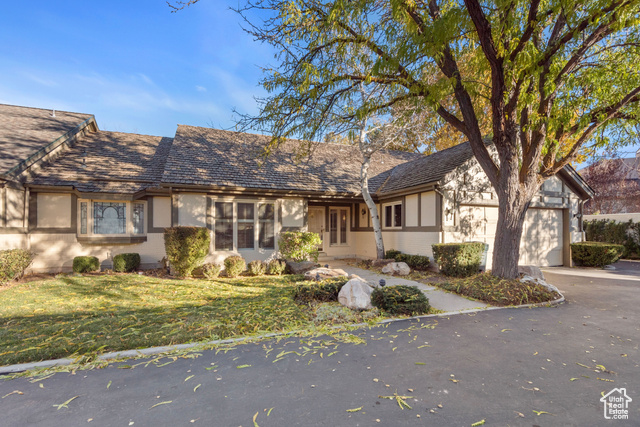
0 273 314 366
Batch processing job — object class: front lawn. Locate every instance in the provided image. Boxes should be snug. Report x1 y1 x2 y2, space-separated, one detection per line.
0 273 314 366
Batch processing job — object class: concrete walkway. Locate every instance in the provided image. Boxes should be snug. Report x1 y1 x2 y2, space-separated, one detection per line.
329 260 490 312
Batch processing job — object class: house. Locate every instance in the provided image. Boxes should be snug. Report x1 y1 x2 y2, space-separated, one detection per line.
0 104 594 272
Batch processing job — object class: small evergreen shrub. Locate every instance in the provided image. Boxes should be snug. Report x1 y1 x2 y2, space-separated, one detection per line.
247 260 266 276
432 242 484 277
571 242 624 267
164 227 211 277
224 256 246 278
267 259 286 275
0 249 35 285
584 219 640 259
385 249 401 259
383 249 430 271
73 256 100 273
371 285 430 315
293 277 349 303
202 263 222 279
278 231 323 262
113 253 141 272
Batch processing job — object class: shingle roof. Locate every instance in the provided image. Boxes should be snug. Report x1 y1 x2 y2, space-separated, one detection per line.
0 104 94 175
377 141 477 194
28 131 173 193
161 126 420 195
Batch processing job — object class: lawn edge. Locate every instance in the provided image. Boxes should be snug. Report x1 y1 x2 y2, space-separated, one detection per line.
0 291 564 376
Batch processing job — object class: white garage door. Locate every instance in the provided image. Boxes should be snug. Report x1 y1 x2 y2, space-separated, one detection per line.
458 206 563 267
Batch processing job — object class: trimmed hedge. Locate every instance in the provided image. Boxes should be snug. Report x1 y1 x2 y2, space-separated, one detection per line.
584 219 640 259
279 231 322 262
0 249 34 285
267 259 286 275
384 249 431 271
371 285 430 315
224 256 246 278
73 256 100 273
113 253 141 272
202 263 222 279
571 242 624 267
293 277 349 303
247 260 266 276
432 242 484 277
164 227 211 277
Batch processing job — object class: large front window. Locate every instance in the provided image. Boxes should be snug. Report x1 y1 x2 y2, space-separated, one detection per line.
213 201 276 251
78 200 146 237
94 202 127 234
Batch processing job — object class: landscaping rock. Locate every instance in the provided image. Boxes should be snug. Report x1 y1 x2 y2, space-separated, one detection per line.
338 278 373 310
303 267 348 281
381 262 411 276
286 261 318 275
518 265 545 281
372 258 395 268
520 275 560 294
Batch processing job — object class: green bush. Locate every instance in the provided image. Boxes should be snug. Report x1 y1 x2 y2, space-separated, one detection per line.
73 256 100 273
383 250 430 271
0 249 35 285
385 249 402 259
293 277 349 303
313 303 357 324
247 260 266 276
371 285 430 315
584 219 640 259
278 231 322 262
432 242 484 277
571 242 624 267
164 227 211 277
267 259 286 275
113 253 141 272
202 263 222 279
224 256 246 278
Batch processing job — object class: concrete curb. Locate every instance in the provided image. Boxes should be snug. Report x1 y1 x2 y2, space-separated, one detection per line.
0 291 565 376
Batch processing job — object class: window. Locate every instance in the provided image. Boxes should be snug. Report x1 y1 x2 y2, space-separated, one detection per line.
133 203 145 235
329 208 348 245
93 202 127 234
237 203 255 249
80 202 87 234
259 203 275 249
383 202 402 228
215 202 233 251
78 200 147 237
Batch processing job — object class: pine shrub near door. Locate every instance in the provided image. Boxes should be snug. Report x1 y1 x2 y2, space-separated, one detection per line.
432 242 484 277
164 227 211 278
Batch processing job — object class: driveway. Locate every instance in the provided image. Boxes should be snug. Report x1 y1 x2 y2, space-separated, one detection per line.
1 265 638 426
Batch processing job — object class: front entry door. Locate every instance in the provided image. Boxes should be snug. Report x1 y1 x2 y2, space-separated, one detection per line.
308 207 325 251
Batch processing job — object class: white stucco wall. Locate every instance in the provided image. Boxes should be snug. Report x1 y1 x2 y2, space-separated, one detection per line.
282 199 305 228
37 193 72 228
420 191 437 227
354 230 440 259
5 187 25 228
176 194 206 227
0 233 28 251
153 197 172 228
405 195 418 227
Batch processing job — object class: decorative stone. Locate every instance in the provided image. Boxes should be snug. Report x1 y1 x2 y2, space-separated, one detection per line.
520 275 560 294
304 267 348 281
286 261 318 275
372 258 395 268
518 265 545 281
338 278 374 310
381 262 411 276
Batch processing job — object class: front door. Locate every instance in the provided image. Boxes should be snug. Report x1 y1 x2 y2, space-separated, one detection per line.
308 207 325 251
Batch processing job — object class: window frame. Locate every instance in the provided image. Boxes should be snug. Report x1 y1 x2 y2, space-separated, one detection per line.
382 202 402 230
328 207 348 246
77 199 147 237
211 199 277 252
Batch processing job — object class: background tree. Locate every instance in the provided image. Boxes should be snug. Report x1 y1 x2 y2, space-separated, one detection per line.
173 0 640 278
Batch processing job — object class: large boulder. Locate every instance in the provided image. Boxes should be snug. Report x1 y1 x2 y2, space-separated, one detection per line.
304 267 348 281
381 262 411 276
518 265 545 281
286 261 318 275
338 278 374 310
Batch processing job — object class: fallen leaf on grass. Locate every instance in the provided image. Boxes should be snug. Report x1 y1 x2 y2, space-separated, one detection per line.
53 395 80 410
149 401 172 410
346 406 363 412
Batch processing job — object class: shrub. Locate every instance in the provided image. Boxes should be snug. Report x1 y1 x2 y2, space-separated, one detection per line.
278 231 322 262
247 260 266 276
113 253 141 272
432 242 484 277
293 277 349 303
267 259 286 275
584 219 640 259
202 263 222 279
405 254 431 271
313 303 357 324
371 285 430 315
73 256 100 273
385 249 402 259
0 249 34 285
164 227 211 277
224 256 246 278
571 242 624 267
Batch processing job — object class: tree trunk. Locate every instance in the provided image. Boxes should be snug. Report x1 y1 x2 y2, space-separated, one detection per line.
360 157 385 259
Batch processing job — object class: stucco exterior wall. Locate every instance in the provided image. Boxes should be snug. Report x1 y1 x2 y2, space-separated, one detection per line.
176 194 206 227
37 193 72 228
405 195 418 227
0 233 28 251
5 187 25 228
282 199 305 228
354 230 440 259
153 197 171 228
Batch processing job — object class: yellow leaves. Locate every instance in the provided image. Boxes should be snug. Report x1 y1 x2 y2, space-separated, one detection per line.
346 406 363 412
1 390 23 399
53 395 80 410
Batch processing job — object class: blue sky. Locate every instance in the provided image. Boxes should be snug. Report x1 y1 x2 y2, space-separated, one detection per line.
0 0 272 137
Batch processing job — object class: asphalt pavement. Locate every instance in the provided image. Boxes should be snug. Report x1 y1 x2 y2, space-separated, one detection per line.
1 263 638 426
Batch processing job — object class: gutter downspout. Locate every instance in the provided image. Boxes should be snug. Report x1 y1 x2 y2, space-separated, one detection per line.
434 187 445 244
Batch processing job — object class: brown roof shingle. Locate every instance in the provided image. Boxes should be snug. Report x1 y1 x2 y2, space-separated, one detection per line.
161 126 420 195
0 104 94 175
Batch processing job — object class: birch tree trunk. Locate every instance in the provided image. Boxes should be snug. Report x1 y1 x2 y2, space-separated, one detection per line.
360 156 385 259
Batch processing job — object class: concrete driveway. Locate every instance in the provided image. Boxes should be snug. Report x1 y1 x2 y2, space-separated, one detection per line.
1 264 638 426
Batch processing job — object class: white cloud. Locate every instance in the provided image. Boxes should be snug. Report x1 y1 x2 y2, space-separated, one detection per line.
196 85 207 92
